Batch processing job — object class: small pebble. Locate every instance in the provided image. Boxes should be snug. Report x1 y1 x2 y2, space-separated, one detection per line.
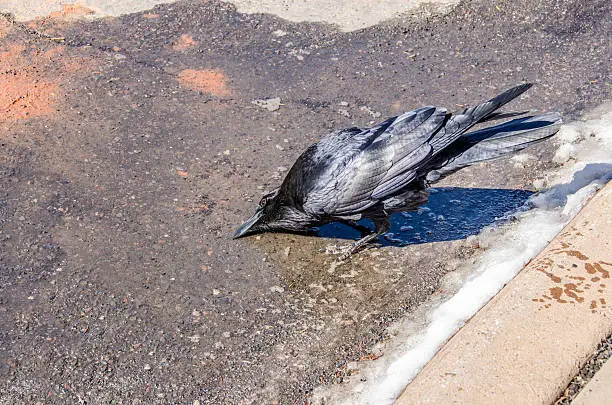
359 105 381 118
252 97 281 112
272 29 287 37
337 109 350 117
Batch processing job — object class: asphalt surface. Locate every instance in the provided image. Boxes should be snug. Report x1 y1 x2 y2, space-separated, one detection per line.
0 0 610 403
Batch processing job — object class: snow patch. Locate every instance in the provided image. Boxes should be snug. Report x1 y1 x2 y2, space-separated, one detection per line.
556 123 584 144
312 103 612 405
553 143 576 164
511 152 534 168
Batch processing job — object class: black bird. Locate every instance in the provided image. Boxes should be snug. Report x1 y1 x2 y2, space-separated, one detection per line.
234 84 561 258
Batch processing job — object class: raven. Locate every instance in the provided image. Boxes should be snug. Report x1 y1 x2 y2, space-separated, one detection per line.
234 84 561 258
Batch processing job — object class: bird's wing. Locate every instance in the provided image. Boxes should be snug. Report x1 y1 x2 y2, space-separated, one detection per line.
312 107 447 215
370 84 535 199
303 84 534 217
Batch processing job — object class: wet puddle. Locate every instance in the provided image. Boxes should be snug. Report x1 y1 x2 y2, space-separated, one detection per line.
317 187 533 245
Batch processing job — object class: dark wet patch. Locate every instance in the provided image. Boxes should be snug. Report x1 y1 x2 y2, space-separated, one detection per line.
317 187 533 245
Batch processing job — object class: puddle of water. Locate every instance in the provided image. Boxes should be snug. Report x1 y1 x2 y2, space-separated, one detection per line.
316 187 532 245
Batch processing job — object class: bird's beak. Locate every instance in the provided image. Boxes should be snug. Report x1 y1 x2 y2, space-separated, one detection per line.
233 210 264 239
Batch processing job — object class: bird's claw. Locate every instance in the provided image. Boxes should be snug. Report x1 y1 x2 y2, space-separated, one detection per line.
337 241 381 261
338 250 352 261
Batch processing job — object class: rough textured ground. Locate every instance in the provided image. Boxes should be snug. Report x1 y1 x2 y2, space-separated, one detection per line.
0 0 609 404
556 334 612 404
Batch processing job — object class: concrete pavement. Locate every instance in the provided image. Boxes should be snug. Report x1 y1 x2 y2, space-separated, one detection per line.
395 182 612 404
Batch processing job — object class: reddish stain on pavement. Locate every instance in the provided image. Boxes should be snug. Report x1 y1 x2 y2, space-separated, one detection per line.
536 267 562 283
47 4 96 19
563 283 584 303
173 34 198 51
556 250 589 260
178 69 229 96
23 4 98 39
0 34 92 122
586 262 610 278
549 287 567 303
596 262 610 278
536 252 609 309
0 44 59 121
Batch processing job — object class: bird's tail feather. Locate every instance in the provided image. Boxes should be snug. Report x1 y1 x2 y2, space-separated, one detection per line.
424 112 562 183
476 110 530 123
428 83 533 155
457 83 534 124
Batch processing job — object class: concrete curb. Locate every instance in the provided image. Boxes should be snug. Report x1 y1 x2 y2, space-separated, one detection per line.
395 182 612 404
572 356 612 405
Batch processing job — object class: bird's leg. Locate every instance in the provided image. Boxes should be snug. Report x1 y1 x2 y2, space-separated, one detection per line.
338 219 373 238
339 218 390 260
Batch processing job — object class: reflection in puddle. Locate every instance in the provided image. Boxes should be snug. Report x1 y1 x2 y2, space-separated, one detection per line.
316 187 533 246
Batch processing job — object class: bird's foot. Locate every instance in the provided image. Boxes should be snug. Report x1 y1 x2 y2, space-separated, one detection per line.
323 243 356 260
338 247 355 261
328 219 389 260
337 241 381 261
323 244 347 255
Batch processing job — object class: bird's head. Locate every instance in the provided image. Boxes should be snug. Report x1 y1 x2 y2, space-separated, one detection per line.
234 188 306 238
233 189 279 238
234 188 313 238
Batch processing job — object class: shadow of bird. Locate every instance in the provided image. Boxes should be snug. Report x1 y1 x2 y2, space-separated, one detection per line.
316 187 534 246
234 84 562 259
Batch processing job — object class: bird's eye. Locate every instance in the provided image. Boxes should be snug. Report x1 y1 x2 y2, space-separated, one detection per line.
258 188 279 208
